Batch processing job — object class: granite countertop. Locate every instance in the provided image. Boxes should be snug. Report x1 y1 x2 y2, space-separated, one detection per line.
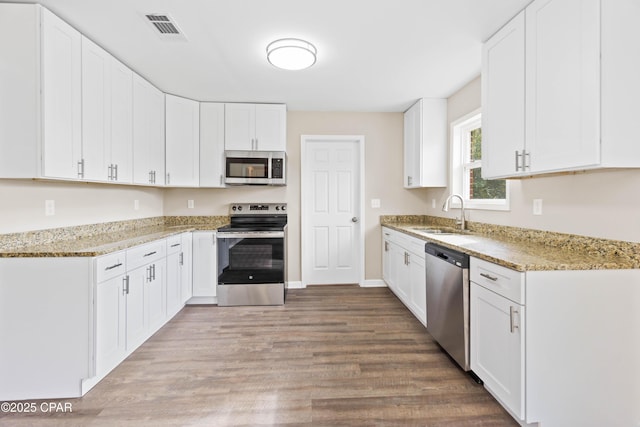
0 216 229 258
381 217 640 272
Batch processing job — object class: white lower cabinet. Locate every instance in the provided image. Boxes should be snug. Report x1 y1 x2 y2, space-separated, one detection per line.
189 231 217 304
381 227 427 326
95 273 127 378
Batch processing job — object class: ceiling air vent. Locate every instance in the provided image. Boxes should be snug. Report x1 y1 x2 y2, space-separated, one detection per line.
145 14 187 40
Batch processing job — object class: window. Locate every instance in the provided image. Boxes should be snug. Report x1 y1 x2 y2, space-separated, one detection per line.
451 110 509 210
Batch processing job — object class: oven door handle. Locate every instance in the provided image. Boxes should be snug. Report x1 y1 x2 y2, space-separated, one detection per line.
217 231 285 239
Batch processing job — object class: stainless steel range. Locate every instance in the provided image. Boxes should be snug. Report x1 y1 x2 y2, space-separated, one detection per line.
216 203 287 306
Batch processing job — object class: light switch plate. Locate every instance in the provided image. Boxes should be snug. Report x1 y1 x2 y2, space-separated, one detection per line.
45 200 55 216
432 199 436 209
371 199 381 209
187 200 194 209
134 200 140 210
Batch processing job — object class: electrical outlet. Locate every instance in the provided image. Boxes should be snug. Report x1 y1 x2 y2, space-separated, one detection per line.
432 199 436 209
371 199 381 208
533 199 543 215
187 200 194 209
134 200 140 210
45 200 55 216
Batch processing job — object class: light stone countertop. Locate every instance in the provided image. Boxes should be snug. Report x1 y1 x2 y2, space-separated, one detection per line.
381 217 640 272
0 216 229 258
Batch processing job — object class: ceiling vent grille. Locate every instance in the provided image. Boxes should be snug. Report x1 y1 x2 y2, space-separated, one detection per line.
145 14 187 40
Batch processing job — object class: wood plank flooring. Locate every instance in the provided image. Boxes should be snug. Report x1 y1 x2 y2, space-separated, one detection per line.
1 285 517 426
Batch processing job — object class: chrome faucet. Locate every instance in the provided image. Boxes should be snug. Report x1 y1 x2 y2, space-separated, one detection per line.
442 194 466 231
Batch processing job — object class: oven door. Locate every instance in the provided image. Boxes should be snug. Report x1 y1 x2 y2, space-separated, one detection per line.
217 231 285 285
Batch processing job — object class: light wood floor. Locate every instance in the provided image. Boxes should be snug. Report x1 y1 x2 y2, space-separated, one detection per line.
2 285 517 426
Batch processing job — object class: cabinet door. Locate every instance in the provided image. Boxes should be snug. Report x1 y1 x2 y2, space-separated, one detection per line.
482 11 526 179
126 266 148 351
41 8 82 180
166 251 182 318
471 283 525 419
200 102 226 187
408 252 426 326
382 231 392 285
95 275 127 376
166 94 200 187
525 0 600 173
147 260 166 333
254 104 286 151
224 103 254 150
109 57 133 184
81 37 110 182
403 101 420 188
180 233 193 304
132 74 164 185
192 232 217 297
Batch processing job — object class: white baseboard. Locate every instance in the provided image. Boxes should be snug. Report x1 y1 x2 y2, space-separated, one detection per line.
361 279 387 288
287 281 305 289
186 296 218 305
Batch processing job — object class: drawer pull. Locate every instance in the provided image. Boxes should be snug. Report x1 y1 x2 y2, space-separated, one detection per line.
105 262 123 271
170 243 180 248
480 272 498 281
143 251 157 257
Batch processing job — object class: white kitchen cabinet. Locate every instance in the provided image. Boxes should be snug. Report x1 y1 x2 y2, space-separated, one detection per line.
200 102 226 187
483 0 640 179
166 233 192 317
180 232 193 304
81 36 133 183
403 99 447 188
165 94 200 187
189 231 217 304
470 258 525 420
224 103 287 151
95 252 127 378
132 73 165 185
481 11 525 179
0 4 82 180
381 227 427 326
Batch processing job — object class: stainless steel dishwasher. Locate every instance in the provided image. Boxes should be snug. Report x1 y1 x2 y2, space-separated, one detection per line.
425 242 470 371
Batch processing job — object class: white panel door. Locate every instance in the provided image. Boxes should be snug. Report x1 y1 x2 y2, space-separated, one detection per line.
224 103 254 150
200 102 226 187
165 94 200 186
109 57 133 183
302 136 362 285
254 104 286 151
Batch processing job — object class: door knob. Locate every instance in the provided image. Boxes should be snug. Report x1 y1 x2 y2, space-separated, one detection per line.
351 217 359 223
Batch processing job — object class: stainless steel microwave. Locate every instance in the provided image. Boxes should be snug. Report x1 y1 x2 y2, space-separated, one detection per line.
224 151 286 185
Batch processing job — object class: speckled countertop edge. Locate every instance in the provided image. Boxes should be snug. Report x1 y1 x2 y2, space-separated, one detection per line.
380 215 640 271
0 216 229 258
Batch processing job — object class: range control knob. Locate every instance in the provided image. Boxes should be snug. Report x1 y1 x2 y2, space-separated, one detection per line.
237 205 243 211
275 206 280 211
281 205 287 211
232 206 237 211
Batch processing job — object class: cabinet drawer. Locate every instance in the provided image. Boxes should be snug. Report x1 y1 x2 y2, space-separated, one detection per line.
96 251 126 283
406 236 426 259
470 257 524 304
166 234 182 254
126 240 166 271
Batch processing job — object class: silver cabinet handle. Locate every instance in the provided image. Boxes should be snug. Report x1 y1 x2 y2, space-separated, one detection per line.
407 176 412 186
406 253 410 265
523 150 530 170
167 173 171 185
171 243 180 248
384 241 389 252
179 252 184 266
143 251 157 257
480 272 498 281
114 164 118 181
105 262 123 271
510 306 519 333
515 150 522 172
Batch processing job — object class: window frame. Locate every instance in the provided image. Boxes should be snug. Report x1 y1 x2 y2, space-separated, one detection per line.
450 109 510 211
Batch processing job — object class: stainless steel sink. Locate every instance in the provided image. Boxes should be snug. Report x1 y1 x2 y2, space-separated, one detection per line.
410 226 469 235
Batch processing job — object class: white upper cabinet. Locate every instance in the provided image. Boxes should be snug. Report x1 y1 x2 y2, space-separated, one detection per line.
403 98 447 188
165 94 200 187
483 0 640 179
132 74 165 186
81 36 133 183
224 103 286 151
0 4 82 180
199 102 226 187
481 11 525 179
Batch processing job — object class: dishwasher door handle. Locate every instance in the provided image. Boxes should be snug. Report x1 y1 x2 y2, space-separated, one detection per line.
436 252 449 261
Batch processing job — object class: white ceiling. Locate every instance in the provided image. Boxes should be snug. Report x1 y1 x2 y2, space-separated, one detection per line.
7 0 530 112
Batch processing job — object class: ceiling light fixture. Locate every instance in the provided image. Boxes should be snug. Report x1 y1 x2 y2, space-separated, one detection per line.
266 38 317 71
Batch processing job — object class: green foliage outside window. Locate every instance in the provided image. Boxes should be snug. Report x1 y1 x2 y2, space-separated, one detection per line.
468 128 506 200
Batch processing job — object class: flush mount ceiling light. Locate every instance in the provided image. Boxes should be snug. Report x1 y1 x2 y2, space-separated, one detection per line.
266 38 317 71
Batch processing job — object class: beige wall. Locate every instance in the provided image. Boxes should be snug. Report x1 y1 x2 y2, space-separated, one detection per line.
164 111 431 282
424 76 640 243
0 180 163 234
